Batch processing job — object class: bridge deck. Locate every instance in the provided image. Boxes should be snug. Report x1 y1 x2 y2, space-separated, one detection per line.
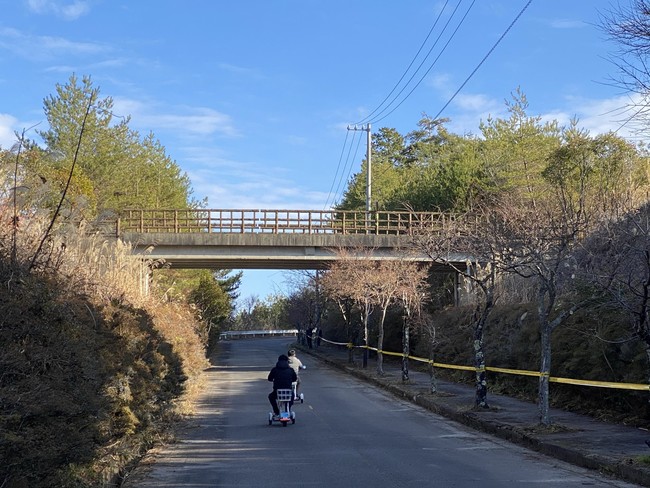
117 208 458 236
115 209 470 271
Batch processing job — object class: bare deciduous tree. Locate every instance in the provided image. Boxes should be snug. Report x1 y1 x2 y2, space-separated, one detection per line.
369 260 403 376
413 210 499 409
579 203 650 381
600 0 650 132
494 191 596 425
395 261 429 382
284 271 324 345
321 248 377 368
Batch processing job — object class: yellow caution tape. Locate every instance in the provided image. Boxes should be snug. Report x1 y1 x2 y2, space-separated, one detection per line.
323 338 650 391
431 362 475 372
549 376 649 390
320 337 352 347
378 350 404 358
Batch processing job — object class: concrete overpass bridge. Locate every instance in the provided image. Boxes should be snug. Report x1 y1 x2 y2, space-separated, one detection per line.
115 208 469 271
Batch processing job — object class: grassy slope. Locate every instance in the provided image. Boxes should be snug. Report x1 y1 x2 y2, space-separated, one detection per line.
0 266 208 488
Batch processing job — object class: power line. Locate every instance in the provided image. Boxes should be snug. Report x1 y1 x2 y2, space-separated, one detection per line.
323 129 350 209
368 0 476 126
355 0 453 125
328 1 533 210
339 131 364 204
328 0 474 208
328 130 363 209
432 0 533 121
330 4 458 209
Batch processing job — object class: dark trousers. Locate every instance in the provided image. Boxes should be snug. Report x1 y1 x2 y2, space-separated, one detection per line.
268 390 280 415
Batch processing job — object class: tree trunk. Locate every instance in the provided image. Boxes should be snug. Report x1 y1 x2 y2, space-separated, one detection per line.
537 283 554 426
376 305 388 376
429 334 437 394
377 324 385 375
646 345 650 387
402 319 410 382
362 302 369 369
538 323 552 425
338 300 355 365
473 283 493 409
474 318 488 408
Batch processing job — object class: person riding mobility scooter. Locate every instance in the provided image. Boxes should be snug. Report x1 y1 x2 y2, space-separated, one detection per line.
268 354 297 426
287 349 306 403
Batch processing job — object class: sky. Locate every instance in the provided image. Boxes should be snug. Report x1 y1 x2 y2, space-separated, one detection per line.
0 0 640 307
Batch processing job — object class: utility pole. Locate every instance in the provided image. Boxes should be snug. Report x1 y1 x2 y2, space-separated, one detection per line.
347 124 371 231
347 123 372 367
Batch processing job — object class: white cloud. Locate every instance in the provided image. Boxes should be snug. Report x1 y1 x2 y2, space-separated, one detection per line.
153 109 237 137
44 58 128 74
0 114 18 149
26 0 90 20
286 134 307 146
0 27 107 60
193 176 327 209
181 148 327 209
549 19 586 29
426 73 505 133
453 93 499 113
433 89 505 135
546 93 642 138
112 97 239 138
426 73 638 140
217 62 264 80
428 73 453 93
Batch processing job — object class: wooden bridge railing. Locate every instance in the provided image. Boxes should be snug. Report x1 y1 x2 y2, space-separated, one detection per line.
116 209 458 236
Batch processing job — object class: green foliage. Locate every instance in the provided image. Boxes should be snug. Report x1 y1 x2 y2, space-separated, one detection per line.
327 88 650 425
23 74 194 218
544 125 649 219
233 294 291 330
635 455 650 466
478 88 561 204
214 268 242 303
152 269 242 352
336 94 564 213
188 270 237 346
336 127 407 210
396 120 482 211
336 89 649 219
337 116 483 212
0 74 211 486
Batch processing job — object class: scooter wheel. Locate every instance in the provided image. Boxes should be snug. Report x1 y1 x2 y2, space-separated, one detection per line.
268 419 272 425
282 421 288 427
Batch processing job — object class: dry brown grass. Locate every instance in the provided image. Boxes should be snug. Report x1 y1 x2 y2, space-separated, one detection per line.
0 208 209 488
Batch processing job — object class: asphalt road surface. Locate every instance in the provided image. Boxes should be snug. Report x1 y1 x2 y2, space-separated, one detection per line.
124 337 640 488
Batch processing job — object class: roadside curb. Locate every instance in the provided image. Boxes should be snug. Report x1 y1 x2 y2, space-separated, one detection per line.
296 344 650 487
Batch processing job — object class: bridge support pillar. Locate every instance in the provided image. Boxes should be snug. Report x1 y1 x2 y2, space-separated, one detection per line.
454 268 474 307
140 266 151 297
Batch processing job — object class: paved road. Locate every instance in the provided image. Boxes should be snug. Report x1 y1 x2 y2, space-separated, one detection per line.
124 338 639 487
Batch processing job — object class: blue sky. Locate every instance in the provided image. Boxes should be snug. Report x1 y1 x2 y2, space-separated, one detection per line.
0 0 639 305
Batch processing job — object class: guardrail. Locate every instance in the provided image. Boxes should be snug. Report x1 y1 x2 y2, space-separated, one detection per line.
219 329 298 340
116 209 458 236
